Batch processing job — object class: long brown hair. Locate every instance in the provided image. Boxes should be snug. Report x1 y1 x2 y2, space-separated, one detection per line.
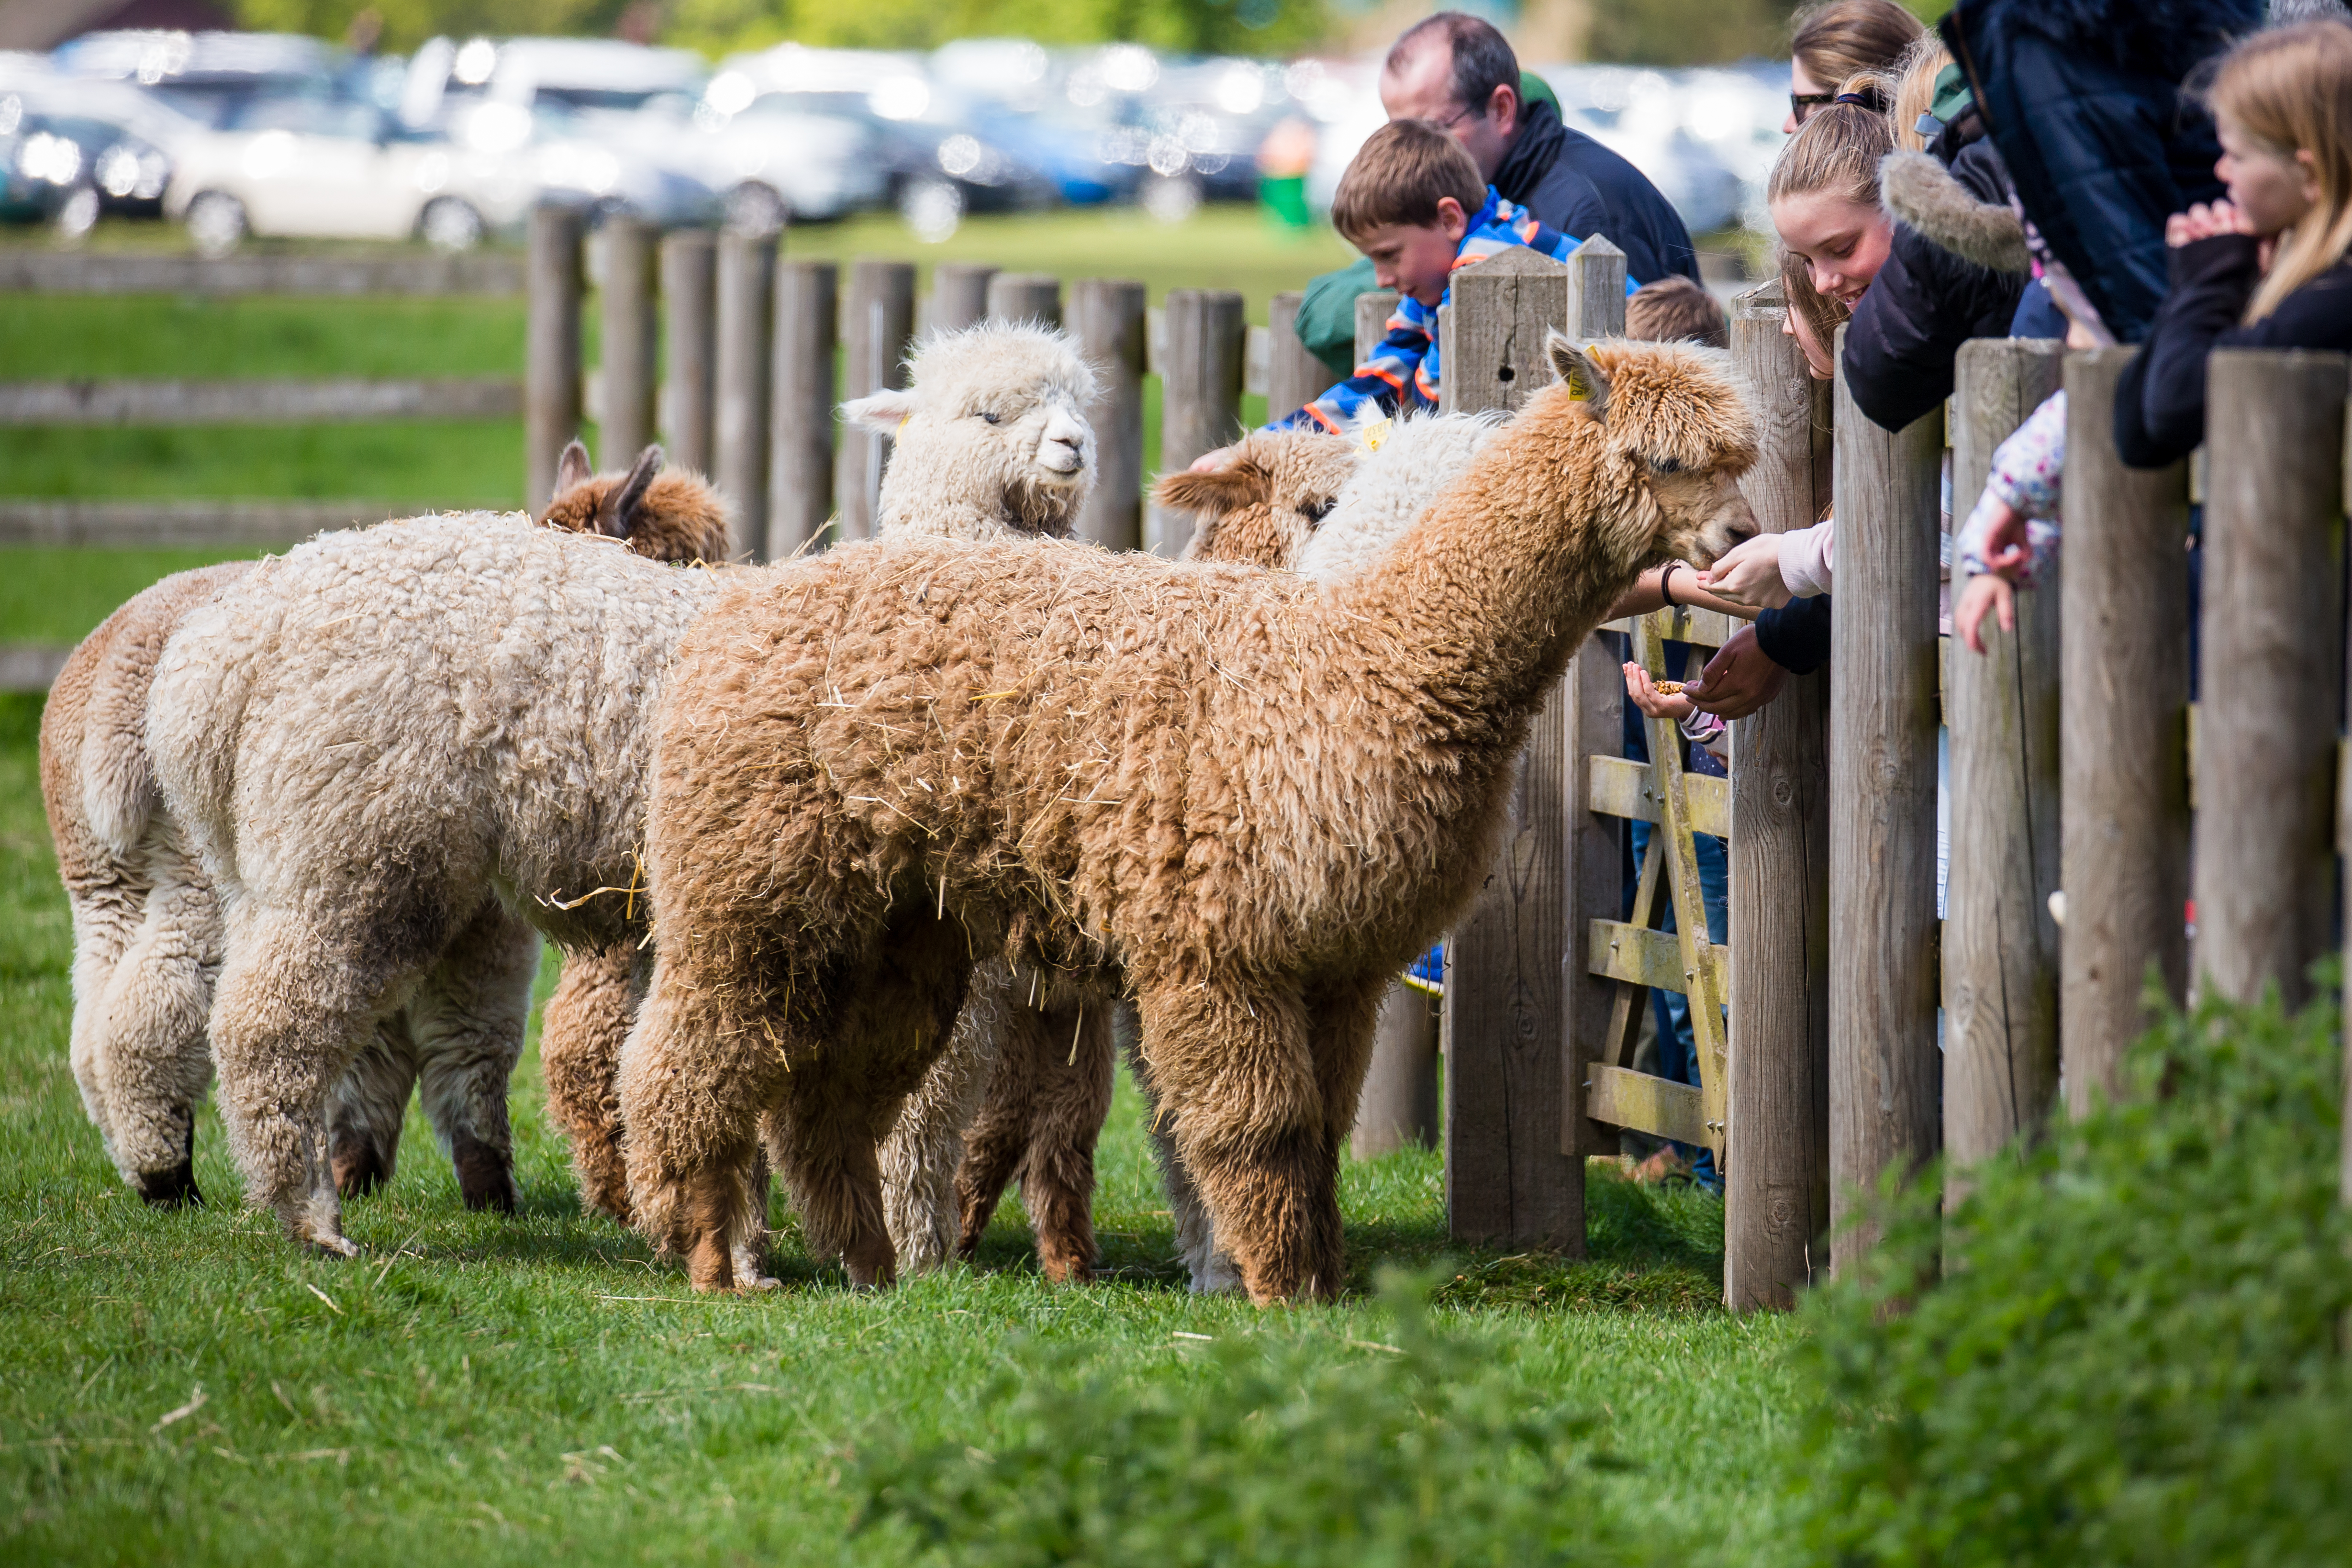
1768 71 1897 209
1791 0 1922 94
2208 21 2352 322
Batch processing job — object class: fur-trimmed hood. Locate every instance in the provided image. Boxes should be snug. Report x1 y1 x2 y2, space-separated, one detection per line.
1881 149 2030 274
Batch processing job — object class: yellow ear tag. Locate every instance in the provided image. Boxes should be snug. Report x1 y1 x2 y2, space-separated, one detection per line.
1565 365 1593 401
1359 417 1392 453
898 413 912 432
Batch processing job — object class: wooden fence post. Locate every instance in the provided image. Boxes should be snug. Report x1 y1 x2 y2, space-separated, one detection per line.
524 204 583 508
1828 323 1943 1270
986 271 1062 328
1437 244 1584 1250
2195 349 2349 1008
713 229 776 562
1723 279 1833 1309
1151 289 1245 557
1354 289 1399 367
1944 339 2065 1190
1266 290 1328 423
660 229 716 474
930 261 997 333
1352 985 1439 1158
2060 349 2192 1113
597 217 658 466
768 259 836 559
836 259 916 543
1070 278 1146 553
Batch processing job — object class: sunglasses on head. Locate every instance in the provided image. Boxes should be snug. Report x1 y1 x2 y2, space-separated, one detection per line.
1790 90 1836 124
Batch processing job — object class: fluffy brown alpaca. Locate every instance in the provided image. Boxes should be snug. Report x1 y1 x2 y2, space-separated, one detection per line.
947 428 1360 1285
43 440 722 1213
619 336 1758 1301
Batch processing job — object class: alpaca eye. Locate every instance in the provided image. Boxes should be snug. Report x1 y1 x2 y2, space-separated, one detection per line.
1649 455 1684 475
1300 497 1335 523
979 411 1001 424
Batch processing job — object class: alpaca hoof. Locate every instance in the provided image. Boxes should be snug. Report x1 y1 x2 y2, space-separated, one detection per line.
452 1131 519 1214
730 1241 777 1292
1039 1250 1096 1286
1185 1249 1243 1295
134 1160 202 1209
331 1133 391 1198
306 1233 361 1259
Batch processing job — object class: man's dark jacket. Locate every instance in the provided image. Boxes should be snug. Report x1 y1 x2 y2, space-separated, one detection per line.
1940 0 2256 345
1840 121 2026 432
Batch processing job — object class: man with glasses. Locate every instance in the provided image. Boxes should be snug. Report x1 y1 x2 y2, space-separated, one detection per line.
1294 10 1700 378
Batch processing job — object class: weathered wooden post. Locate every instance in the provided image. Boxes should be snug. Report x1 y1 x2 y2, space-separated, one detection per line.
1353 986 1440 1159
2195 349 2349 1008
836 259 916 543
1438 242 1610 1249
1355 289 1400 367
1070 278 1146 552
930 261 997 333
597 217 658 465
713 228 776 561
1266 290 1329 422
660 228 716 474
2060 349 2192 1113
524 204 584 507
1150 289 1246 557
1944 339 2065 1190
768 259 836 558
986 271 1062 328
1722 278 1833 1308
1828 323 1942 1269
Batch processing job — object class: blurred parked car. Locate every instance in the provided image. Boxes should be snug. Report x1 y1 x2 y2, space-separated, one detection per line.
53 30 345 127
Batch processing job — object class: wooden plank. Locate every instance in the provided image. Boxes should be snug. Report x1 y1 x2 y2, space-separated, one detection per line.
1354 289 1399 367
525 205 585 510
1587 920 1731 998
1264 290 1330 423
0 645 74 692
835 259 915 544
596 218 658 465
1149 289 1245 558
2061 349 2192 1113
713 230 776 562
1071 278 1146 553
1562 632 1629 1158
1437 244 1581 1248
1585 753 1729 838
0 378 523 425
1585 1064 1710 1148
1350 980 1438 1158
928 261 997 333
660 230 716 474
985 271 1061 329
2194 350 2348 1010
1602 827 1668 1071
767 260 836 558
1944 339 2064 1197
0 497 479 547
0 250 523 295
1828 322 1944 1271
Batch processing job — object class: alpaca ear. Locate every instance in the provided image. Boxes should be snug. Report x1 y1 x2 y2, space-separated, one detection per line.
553 438 594 497
1152 463 1269 518
1546 332 1611 418
841 389 917 436
600 444 663 540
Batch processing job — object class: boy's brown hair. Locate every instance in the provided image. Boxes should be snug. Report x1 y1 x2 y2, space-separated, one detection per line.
1331 119 1487 244
1626 275 1728 348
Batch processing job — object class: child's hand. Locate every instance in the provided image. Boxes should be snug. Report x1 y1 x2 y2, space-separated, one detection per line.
1696 533 1792 610
1188 443 1238 474
1622 661 1694 721
1955 570 2017 655
1973 498 2032 577
2166 201 2254 246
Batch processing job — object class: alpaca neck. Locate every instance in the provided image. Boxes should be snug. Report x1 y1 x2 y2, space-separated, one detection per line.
1331 410 1646 722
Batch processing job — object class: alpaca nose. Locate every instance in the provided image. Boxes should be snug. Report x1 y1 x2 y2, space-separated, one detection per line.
1038 411 1089 474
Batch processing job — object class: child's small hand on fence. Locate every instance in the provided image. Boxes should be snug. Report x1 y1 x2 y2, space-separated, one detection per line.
2166 200 2254 247
1623 661 1694 721
1696 533 1792 610
1955 570 2017 655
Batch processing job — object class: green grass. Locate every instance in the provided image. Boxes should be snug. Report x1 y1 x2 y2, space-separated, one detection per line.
0 423 528 508
0 646 1797 1563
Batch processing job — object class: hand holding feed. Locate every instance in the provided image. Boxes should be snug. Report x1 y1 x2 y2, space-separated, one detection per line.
1622 661 1694 721
1684 625 1788 720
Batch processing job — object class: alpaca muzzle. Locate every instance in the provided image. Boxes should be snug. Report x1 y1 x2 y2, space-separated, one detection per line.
1035 409 1091 480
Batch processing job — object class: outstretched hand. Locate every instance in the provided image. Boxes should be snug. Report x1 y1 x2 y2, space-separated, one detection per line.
1685 625 1787 721
1622 661 1694 721
1954 571 2017 655
1696 532 1792 610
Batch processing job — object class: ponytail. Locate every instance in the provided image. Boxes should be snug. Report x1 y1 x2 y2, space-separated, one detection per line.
1768 70 1897 210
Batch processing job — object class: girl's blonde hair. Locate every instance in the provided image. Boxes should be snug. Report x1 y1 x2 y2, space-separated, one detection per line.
1767 71 1897 209
1891 35 1953 154
2209 20 2352 322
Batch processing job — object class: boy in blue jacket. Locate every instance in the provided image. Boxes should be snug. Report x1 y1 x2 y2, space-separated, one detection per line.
1270 117 1631 434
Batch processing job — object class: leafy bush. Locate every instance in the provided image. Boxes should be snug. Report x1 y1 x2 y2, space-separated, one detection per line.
852 1270 1640 1568
1786 978 2352 1567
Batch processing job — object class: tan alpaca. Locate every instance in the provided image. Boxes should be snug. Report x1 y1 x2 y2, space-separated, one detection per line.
41 442 718 1210
619 335 1759 1302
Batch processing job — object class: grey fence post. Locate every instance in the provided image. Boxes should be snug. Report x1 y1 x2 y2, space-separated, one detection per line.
836 259 916 542
1070 278 1146 553
660 229 716 474
1150 289 1245 558
525 204 584 508
768 259 837 558
713 229 776 561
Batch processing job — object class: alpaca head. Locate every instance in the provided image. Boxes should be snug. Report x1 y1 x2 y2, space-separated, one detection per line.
1154 429 1361 568
843 322 1101 538
540 441 733 564
1537 332 1757 569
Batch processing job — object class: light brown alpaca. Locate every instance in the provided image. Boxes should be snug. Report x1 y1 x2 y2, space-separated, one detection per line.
619 336 1758 1302
948 428 1360 1285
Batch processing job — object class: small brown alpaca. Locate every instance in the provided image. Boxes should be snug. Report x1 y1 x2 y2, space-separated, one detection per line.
946 427 1361 1286
618 336 1757 1302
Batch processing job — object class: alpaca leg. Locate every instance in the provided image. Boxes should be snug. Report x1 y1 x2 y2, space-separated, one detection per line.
1135 977 1338 1305
65 882 142 1158
951 993 1041 1262
882 959 1010 1275
1306 976 1388 1174
411 904 540 1213
1117 1005 1237 1293
88 856 220 1206
1015 998 1113 1285
540 944 639 1223
328 1019 417 1196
